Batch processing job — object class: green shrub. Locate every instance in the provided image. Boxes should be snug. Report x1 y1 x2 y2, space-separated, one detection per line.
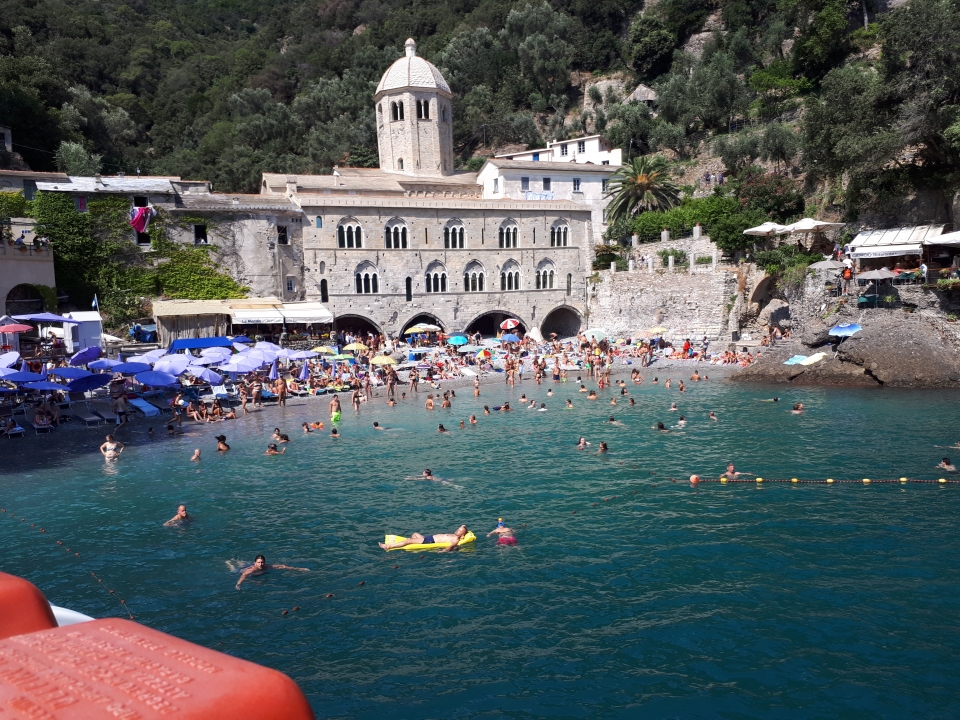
656 248 688 266
695 255 713 264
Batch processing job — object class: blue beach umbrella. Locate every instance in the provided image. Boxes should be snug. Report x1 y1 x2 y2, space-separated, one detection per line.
67 374 112 393
231 336 252 343
268 359 279 381
829 323 862 337
70 346 101 366
501 333 521 343
0 351 20 368
135 370 180 388
5 371 45 383
12 312 80 324
218 358 261 373
112 362 152 374
22 381 68 392
49 367 93 380
185 366 223 385
298 361 310 382
0 367 15 378
89 359 121 370
447 335 468 346
154 355 191 375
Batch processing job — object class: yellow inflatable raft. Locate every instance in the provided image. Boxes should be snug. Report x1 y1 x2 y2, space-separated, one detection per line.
383 532 476 551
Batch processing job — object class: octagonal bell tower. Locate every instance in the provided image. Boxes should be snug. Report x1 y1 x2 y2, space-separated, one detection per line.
374 38 454 177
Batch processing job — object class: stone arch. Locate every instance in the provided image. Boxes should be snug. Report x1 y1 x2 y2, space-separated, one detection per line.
400 312 446 335
550 219 569 247
354 260 380 294
498 219 519 248
443 219 465 249
750 276 777 308
424 260 448 293
499 258 521 291
335 314 382 336
464 310 527 337
540 305 583 338
5 283 45 316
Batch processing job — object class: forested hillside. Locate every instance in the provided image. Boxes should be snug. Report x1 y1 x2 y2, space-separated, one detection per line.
2 0 959 219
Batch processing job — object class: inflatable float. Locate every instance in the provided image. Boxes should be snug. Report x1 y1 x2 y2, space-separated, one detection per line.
383 532 476 551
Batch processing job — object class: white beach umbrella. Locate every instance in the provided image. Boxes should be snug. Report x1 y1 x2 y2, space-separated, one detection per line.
743 221 789 236
782 218 845 234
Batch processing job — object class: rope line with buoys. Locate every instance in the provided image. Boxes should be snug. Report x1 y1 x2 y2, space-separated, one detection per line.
694 477 960 484
1 507 135 620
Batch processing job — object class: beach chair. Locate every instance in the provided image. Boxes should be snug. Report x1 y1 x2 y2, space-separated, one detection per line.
128 397 160 417
144 396 174 414
23 407 54 434
260 388 278 402
211 384 240 404
91 400 119 424
73 402 103 426
3 423 25 438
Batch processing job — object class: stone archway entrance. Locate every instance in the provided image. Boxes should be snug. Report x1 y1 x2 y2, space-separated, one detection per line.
400 313 446 336
540 306 582 338
334 314 382 338
5 283 45 316
464 311 526 337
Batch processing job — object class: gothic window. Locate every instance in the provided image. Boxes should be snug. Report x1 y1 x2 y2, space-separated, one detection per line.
384 218 408 249
424 261 448 293
499 260 521 291
550 220 569 247
320 279 329 303
498 220 518 248
463 260 485 292
391 101 404 121
417 100 430 119
354 262 379 294
443 220 465 249
405 277 412 301
535 260 557 290
337 218 363 248
567 273 572 295
397 158 404 171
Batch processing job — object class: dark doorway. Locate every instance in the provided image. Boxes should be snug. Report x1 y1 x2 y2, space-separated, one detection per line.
540 307 582 338
464 311 525 337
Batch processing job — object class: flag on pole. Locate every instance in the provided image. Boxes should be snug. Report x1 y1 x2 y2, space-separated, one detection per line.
92 294 99 310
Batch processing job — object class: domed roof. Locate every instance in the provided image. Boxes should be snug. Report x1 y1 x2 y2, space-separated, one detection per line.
376 39 450 96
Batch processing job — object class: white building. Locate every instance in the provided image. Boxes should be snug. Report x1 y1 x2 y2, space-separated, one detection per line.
495 135 622 166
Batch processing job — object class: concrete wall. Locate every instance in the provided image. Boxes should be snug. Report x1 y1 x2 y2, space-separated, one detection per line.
1 218 57 314
587 266 740 341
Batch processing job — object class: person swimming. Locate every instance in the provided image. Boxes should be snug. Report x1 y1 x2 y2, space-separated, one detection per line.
379 525 469 552
302 422 312 433
538 403 547 411
629 397 635 406
709 411 718 421
265 443 285 455
469 414 478 424
655 422 669 432
577 437 590 448
438 424 450 433
669 402 678 411
720 462 754 480
216 434 230 451
235 554 309 589
598 441 608 452
607 416 623 426
487 518 517 545
936 457 957 472
190 448 201 461
164 504 190 526
566 399 574 408
676 415 687 427
792 402 804 414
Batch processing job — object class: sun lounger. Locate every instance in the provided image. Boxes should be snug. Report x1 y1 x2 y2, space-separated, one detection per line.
211 384 240 404
144 397 174 414
23 408 54 434
73 404 103 426
3 424 25 438
91 400 119 423
128 397 160 417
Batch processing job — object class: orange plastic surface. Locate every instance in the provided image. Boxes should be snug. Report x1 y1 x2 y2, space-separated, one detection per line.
0 571 58 640
0 618 315 719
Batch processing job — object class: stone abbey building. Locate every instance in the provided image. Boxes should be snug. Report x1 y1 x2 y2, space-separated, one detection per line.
3 39 619 340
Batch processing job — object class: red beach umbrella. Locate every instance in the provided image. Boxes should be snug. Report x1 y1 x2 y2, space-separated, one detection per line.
0 324 33 333
499 319 520 330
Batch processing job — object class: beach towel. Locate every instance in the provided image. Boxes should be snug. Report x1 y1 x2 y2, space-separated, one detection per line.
128 206 156 234
783 355 808 365
799 352 827 366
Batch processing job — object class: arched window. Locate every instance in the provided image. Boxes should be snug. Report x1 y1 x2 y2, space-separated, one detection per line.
397 158 404 171
354 262 379 294
337 218 362 248
498 220 518 249
441 106 448 123
398 101 404 120
424 261 448 294
550 220 569 247
463 261 485 293
391 101 404 121
405 277 412 301
500 260 521 291
320 279 329 302
377 103 383 126
443 220 465 249
535 260 557 290
566 273 572 295
384 218 408 249
416 100 430 120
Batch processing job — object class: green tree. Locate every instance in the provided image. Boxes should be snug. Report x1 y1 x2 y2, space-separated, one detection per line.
791 0 850 80
604 155 681 225
713 131 761 175
710 209 766 255
55 141 102 176
501 3 574 97
736 168 806 222
628 17 676 79
759 123 800 171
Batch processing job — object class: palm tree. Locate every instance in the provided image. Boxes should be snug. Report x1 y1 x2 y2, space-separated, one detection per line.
604 155 680 226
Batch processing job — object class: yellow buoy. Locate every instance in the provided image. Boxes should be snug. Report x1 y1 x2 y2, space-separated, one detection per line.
939 478 947 484
900 477 908 483
756 477 763 483
720 478 727 484
826 478 834 484
863 478 871 484
791 478 799 483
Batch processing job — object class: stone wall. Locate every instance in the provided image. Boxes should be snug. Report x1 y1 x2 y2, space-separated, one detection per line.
631 233 719 266
587 266 740 341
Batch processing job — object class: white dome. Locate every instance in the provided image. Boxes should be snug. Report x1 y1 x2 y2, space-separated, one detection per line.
376 38 450 96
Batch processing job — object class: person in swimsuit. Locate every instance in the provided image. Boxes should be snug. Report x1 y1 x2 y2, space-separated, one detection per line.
598 441 608 452
330 394 342 422
236 554 309 589
164 505 190 526
792 402 804 414
936 457 957 472
709 411 718 421
720 463 754 480
438 424 450 433
469 414 478 424
216 435 230 451
566 399 573 408
379 525 469 552
577 437 590 449
487 518 517 545
99 435 124 460
265 443 285 455
191 448 201 461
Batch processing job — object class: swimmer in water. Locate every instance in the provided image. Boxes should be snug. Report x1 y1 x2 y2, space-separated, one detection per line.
190 448 201 461
487 518 517 545
936 457 957 472
483 406 491 415
547 389 553 397
164 504 190 526
277 433 290 443
720 462 754 480
587 390 597 399
216 435 230 451
677 415 687 428
387 398 397 406
469 414 478 424
579 384 588 393
265 443 285 455
99 435 124 460
709 411 718 421
379 525 469 552
422 469 436 480
610 397 617 405
652 377 659 384
271 428 282 441
236 554 309 589
302 422 312 433
669 402 678 411
607 416 623 426
566 399 573 408
655 422 669 432
598 441 608 452
459 420 466 428
577 437 590 449
330 428 340 438
538 403 547 412
438 424 450 433
792 402 804 414
629 397 635 406
759 397 780 402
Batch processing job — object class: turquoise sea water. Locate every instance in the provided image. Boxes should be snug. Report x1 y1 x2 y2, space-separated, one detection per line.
4 377 960 718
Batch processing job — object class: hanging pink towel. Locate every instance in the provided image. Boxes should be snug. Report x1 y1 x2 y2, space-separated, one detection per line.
128 206 155 234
